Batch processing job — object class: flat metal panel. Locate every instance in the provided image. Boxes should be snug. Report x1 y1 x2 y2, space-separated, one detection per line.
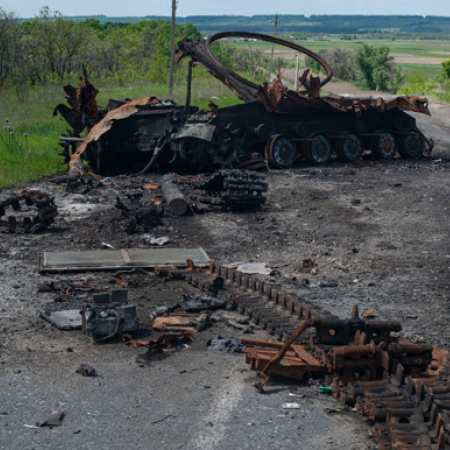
127 248 209 266
38 247 210 273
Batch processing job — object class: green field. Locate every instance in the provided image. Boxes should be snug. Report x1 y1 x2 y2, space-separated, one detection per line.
232 36 450 58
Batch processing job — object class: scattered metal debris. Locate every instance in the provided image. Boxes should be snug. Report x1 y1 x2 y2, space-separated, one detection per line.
115 189 163 233
153 311 211 333
143 234 170 246
0 191 57 233
123 331 194 360
75 364 97 377
82 289 138 342
39 309 82 330
35 411 65 428
231 262 271 275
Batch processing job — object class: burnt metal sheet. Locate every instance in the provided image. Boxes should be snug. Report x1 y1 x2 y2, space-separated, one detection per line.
38 309 82 330
171 124 216 141
38 247 210 273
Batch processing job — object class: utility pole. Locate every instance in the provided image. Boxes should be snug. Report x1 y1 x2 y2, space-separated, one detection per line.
169 0 177 100
269 13 278 83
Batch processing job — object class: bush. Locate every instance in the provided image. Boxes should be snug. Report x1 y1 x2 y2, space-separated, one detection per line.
397 72 437 96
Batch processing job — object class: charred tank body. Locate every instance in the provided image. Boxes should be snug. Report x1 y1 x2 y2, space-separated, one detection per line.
55 32 432 175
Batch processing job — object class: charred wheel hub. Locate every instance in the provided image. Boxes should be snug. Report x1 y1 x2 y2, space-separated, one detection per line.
303 133 332 165
268 135 297 169
371 131 397 160
335 132 363 163
211 127 238 168
398 132 425 159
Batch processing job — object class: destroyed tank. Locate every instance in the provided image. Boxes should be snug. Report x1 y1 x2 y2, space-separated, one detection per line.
55 32 432 175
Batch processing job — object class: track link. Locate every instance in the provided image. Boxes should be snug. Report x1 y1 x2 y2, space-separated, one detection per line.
0 190 58 233
178 260 450 449
175 170 268 210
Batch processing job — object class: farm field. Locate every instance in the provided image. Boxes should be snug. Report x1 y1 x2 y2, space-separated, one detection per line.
232 37 449 75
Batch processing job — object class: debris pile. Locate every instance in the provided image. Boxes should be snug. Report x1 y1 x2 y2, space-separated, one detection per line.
115 189 163 232
0 190 57 233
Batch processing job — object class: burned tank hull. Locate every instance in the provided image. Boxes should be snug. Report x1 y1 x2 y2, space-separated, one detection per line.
56 32 432 175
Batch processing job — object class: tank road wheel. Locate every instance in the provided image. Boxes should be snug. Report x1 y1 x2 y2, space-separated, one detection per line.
370 130 396 160
335 132 363 163
398 130 425 159
303 133 331 166
267 134 298 169
211 127 238 168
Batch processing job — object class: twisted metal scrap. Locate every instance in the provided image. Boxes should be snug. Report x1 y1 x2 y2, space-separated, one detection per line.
175 31 333 103
176 31 430 116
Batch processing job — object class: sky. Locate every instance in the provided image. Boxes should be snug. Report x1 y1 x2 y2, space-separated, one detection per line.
2 0 450 19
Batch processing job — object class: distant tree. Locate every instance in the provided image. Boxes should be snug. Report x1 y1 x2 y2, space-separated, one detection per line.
23 7 89 82
440 58 450 91
0 8 21 86
305 47 356 82
323 47 356 81
355 43 404 92
397 72 436 96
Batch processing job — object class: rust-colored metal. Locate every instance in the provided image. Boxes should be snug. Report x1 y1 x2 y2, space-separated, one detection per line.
153 314 200 332
181 260 450 449
123 331 194 359
250 320 312 391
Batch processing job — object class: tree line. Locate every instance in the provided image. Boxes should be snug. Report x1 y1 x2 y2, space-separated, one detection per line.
0 7 204 88
0 7 274 91
306 45 405 93
1 7 449 98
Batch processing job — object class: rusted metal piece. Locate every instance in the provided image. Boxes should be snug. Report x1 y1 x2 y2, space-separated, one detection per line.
0 190 58 233
54 73 100 136
68 96 165 174
244 345 325 383
123 331 194 359
152 311 211 332
176 31 333 102
252 320 312 392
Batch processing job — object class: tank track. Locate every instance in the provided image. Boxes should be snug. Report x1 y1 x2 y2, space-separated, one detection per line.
0 191 58 233
176 169 268 210
164 261 450 449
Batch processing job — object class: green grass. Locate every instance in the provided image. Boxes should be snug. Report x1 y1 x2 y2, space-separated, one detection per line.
399 63 442 77
0 76 242 188
0 87 67 188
